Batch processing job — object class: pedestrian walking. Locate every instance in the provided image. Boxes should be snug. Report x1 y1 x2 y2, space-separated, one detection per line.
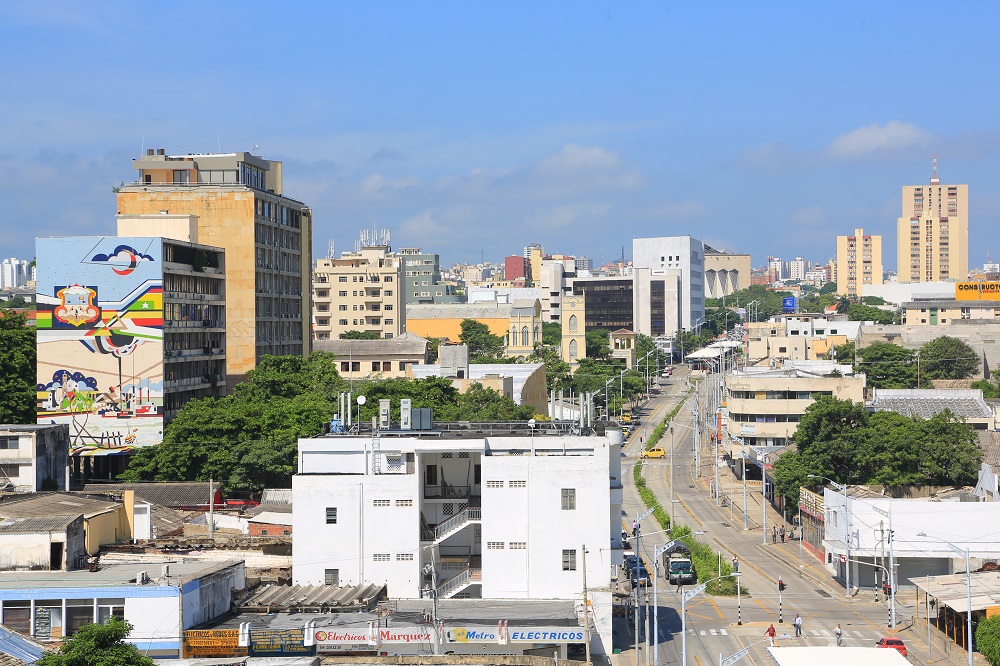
675 576 684 593
779 525 786 543
632 520 638 537
731 555 739 572
793 614 802 637
765 623 776 647
772 526 777 543
835 624 843 646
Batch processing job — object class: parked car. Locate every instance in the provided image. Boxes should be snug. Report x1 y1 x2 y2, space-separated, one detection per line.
640 448 666 459
629 566 651 587
876 638 907 656
623 554 645 571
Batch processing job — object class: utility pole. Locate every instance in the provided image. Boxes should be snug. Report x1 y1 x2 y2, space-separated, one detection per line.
582 544 591 665
208 478 215 539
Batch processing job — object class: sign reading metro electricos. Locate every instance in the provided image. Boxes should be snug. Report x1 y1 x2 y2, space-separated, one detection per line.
956 281 1000 301
447 626 585 644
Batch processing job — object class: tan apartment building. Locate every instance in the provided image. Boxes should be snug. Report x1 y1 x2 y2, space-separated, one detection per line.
896 167 969 283
836 227 882 298
725 361 866 450
704 247 751 299
901 300 1000 325
117 149 313 387
312 242 404 341
313 332 428 379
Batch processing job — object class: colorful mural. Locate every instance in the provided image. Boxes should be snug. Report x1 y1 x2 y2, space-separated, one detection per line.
36 237 165 447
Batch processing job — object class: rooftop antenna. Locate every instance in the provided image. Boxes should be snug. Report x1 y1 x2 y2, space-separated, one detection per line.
327 239 335 260
252 144 260 156
930 154 939 184
217 133 222 153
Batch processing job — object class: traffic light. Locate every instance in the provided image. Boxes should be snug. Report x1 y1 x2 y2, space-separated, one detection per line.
778 579 786 592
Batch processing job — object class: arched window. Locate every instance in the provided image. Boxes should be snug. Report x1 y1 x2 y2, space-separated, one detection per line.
568 315 578 333
569 339 578 361
521 326 529 347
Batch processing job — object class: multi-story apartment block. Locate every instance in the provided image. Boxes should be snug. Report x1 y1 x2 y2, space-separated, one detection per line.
312 239 404 341
788 257 807 281
896 164 969 284
399 247 457 305
0 424 70 492
117 149 312 385
504 255 528 282
293 422 622 654
0 258 31 290
36 235 227 445
836 228 883 298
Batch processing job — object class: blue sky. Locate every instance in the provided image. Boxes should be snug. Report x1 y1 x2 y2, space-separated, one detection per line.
2 1 999 272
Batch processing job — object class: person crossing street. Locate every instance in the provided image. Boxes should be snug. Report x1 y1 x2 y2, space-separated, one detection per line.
793 614 802 637
835 624 843 646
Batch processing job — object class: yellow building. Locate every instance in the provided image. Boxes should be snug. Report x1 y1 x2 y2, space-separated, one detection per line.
896 166 969 284
561 294 587 365
704 248 752 298
836 227 882 297
405 299 543 358
312 240 404 341
313 332 428 379
117 149 313 387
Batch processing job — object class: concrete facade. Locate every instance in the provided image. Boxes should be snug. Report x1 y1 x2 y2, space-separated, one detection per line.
560 295 587 366
313 246 405 341
703 249 751 299
745 317 864 363
0 425 69 492
117 150 313 386
314 332 429 379
632 236 705 333
897 177 969 284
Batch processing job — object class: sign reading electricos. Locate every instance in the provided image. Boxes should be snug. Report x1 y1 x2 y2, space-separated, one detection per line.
956 281 1000 301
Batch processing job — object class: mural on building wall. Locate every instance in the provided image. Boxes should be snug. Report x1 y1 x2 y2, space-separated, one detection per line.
36 238 164 447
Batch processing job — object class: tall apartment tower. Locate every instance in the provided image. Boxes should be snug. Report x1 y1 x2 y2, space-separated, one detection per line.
312 230 404 341
836 228 883 298
117 150 313 387
896 160 969 283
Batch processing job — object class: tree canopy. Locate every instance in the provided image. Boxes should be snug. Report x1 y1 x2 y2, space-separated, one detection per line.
847 303 896 325
773 396 981 508
38 618 155 666
855 342 917 389
339 330 382 340
459 319 506 362
0 310 36 424
919 336 979 381
122 353 534 493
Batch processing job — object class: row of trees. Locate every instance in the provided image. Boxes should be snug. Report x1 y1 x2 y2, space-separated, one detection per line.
773 396 982 508
832 336 982 388
121 352 534 494
0 310 36 424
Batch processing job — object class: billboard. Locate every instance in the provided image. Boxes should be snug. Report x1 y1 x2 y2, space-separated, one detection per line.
36 237 164 447
956 281 1000 301
782 297 796 313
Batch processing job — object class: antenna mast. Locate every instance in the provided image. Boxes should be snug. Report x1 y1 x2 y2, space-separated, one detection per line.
930 154 939 184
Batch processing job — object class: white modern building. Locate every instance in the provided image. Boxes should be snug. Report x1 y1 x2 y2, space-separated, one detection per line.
292 423 624 655
632 236 706 336
0 258 31 290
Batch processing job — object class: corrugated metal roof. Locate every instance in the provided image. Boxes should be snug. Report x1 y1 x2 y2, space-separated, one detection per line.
246 512 293 526
261 489 292 505
0 493 119 519
80 482 219 508
870 389 993 420
0 515 79 533
0 624 47 664
239 583 384 612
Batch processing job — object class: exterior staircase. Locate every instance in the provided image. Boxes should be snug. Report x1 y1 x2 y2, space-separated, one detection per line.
437 568 482 599
426 508 481 544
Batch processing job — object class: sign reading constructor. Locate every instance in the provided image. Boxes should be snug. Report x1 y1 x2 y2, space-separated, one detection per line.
956 281 1000 301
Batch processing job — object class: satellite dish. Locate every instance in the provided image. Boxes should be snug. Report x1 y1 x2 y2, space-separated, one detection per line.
357 395 367 405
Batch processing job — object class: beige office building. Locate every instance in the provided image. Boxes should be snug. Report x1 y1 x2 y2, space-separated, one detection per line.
704 248 751 299
836 228 882 297
118 149 313 387
312 243 404 341
896 171 968 283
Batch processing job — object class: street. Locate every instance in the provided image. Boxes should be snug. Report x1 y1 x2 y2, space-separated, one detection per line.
612 367 962 666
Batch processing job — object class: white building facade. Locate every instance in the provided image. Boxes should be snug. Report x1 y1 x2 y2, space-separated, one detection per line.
292 427 624 654
632 236 706 335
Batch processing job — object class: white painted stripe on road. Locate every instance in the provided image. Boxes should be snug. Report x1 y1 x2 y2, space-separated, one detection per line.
852 630 864 637
710 629 718 636
699 630 706 636
810 629 822 636
720 629 728 636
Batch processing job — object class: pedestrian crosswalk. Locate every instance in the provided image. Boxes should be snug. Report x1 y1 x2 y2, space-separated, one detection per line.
691 627 879 643
698 629 729 636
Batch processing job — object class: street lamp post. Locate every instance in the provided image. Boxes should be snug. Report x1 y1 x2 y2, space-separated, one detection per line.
669 426 675 530
918 532 973 666
808 474 850 597
634 507 654 666
871 505 897 627
682 574 740 666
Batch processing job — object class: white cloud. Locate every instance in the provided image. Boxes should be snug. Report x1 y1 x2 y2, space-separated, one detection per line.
525 202 612 230
826 120 933 159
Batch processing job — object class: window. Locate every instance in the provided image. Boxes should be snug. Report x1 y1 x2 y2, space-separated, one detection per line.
486 480 504 488
385 276 393 282
396 553 414 561
396 499 413 507
325 507 338 524
339 290 348 297
339 319 348 326
260 530 269 536
425 465 438 486
385 290 393 296
487 541 505 550
372 362 381 371
325 569 340 585
385 318 393 325
373 499 390 507
384 304 393 311
510 542 527 550
352 361 360 372
382 361 391 371
373 554 390 562
509 480 526 488
339 305 348 311
474 464 481 485
341 362 350 372
561 488 576 510
0 437 18 450
562 549 577 571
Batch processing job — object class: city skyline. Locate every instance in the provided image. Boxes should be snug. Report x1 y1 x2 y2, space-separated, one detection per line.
2 3 1000 270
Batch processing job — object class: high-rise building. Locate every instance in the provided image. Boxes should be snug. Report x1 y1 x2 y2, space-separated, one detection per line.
312 231 404 341
896 161 969 283
631 236 706 335
0 258 30 289
836 228 883 298
788 257 807 281
117 149 313 387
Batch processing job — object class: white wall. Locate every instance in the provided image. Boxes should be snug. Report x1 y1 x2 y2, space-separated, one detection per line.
632 236 705 331
125 595 180 649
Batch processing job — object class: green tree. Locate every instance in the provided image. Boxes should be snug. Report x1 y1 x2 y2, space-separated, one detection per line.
971 378 1000 399
976 614 1000 666
459 319 505 362
585 329 612 360
38 618 154 666
819 282 838 295
918 336 979 381
855 342 917 389
340 330 382 340
527 343 571 392
542 321 561 346
860 296 886 305
847 303 895 325
0 311 36 424
426 337 443 363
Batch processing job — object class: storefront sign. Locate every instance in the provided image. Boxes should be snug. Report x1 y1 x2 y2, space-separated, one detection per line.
250 628 315 657
447 627 498 643
509 628 585 643
956 281 1000 301
182 630 248 658
314 627 432 652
